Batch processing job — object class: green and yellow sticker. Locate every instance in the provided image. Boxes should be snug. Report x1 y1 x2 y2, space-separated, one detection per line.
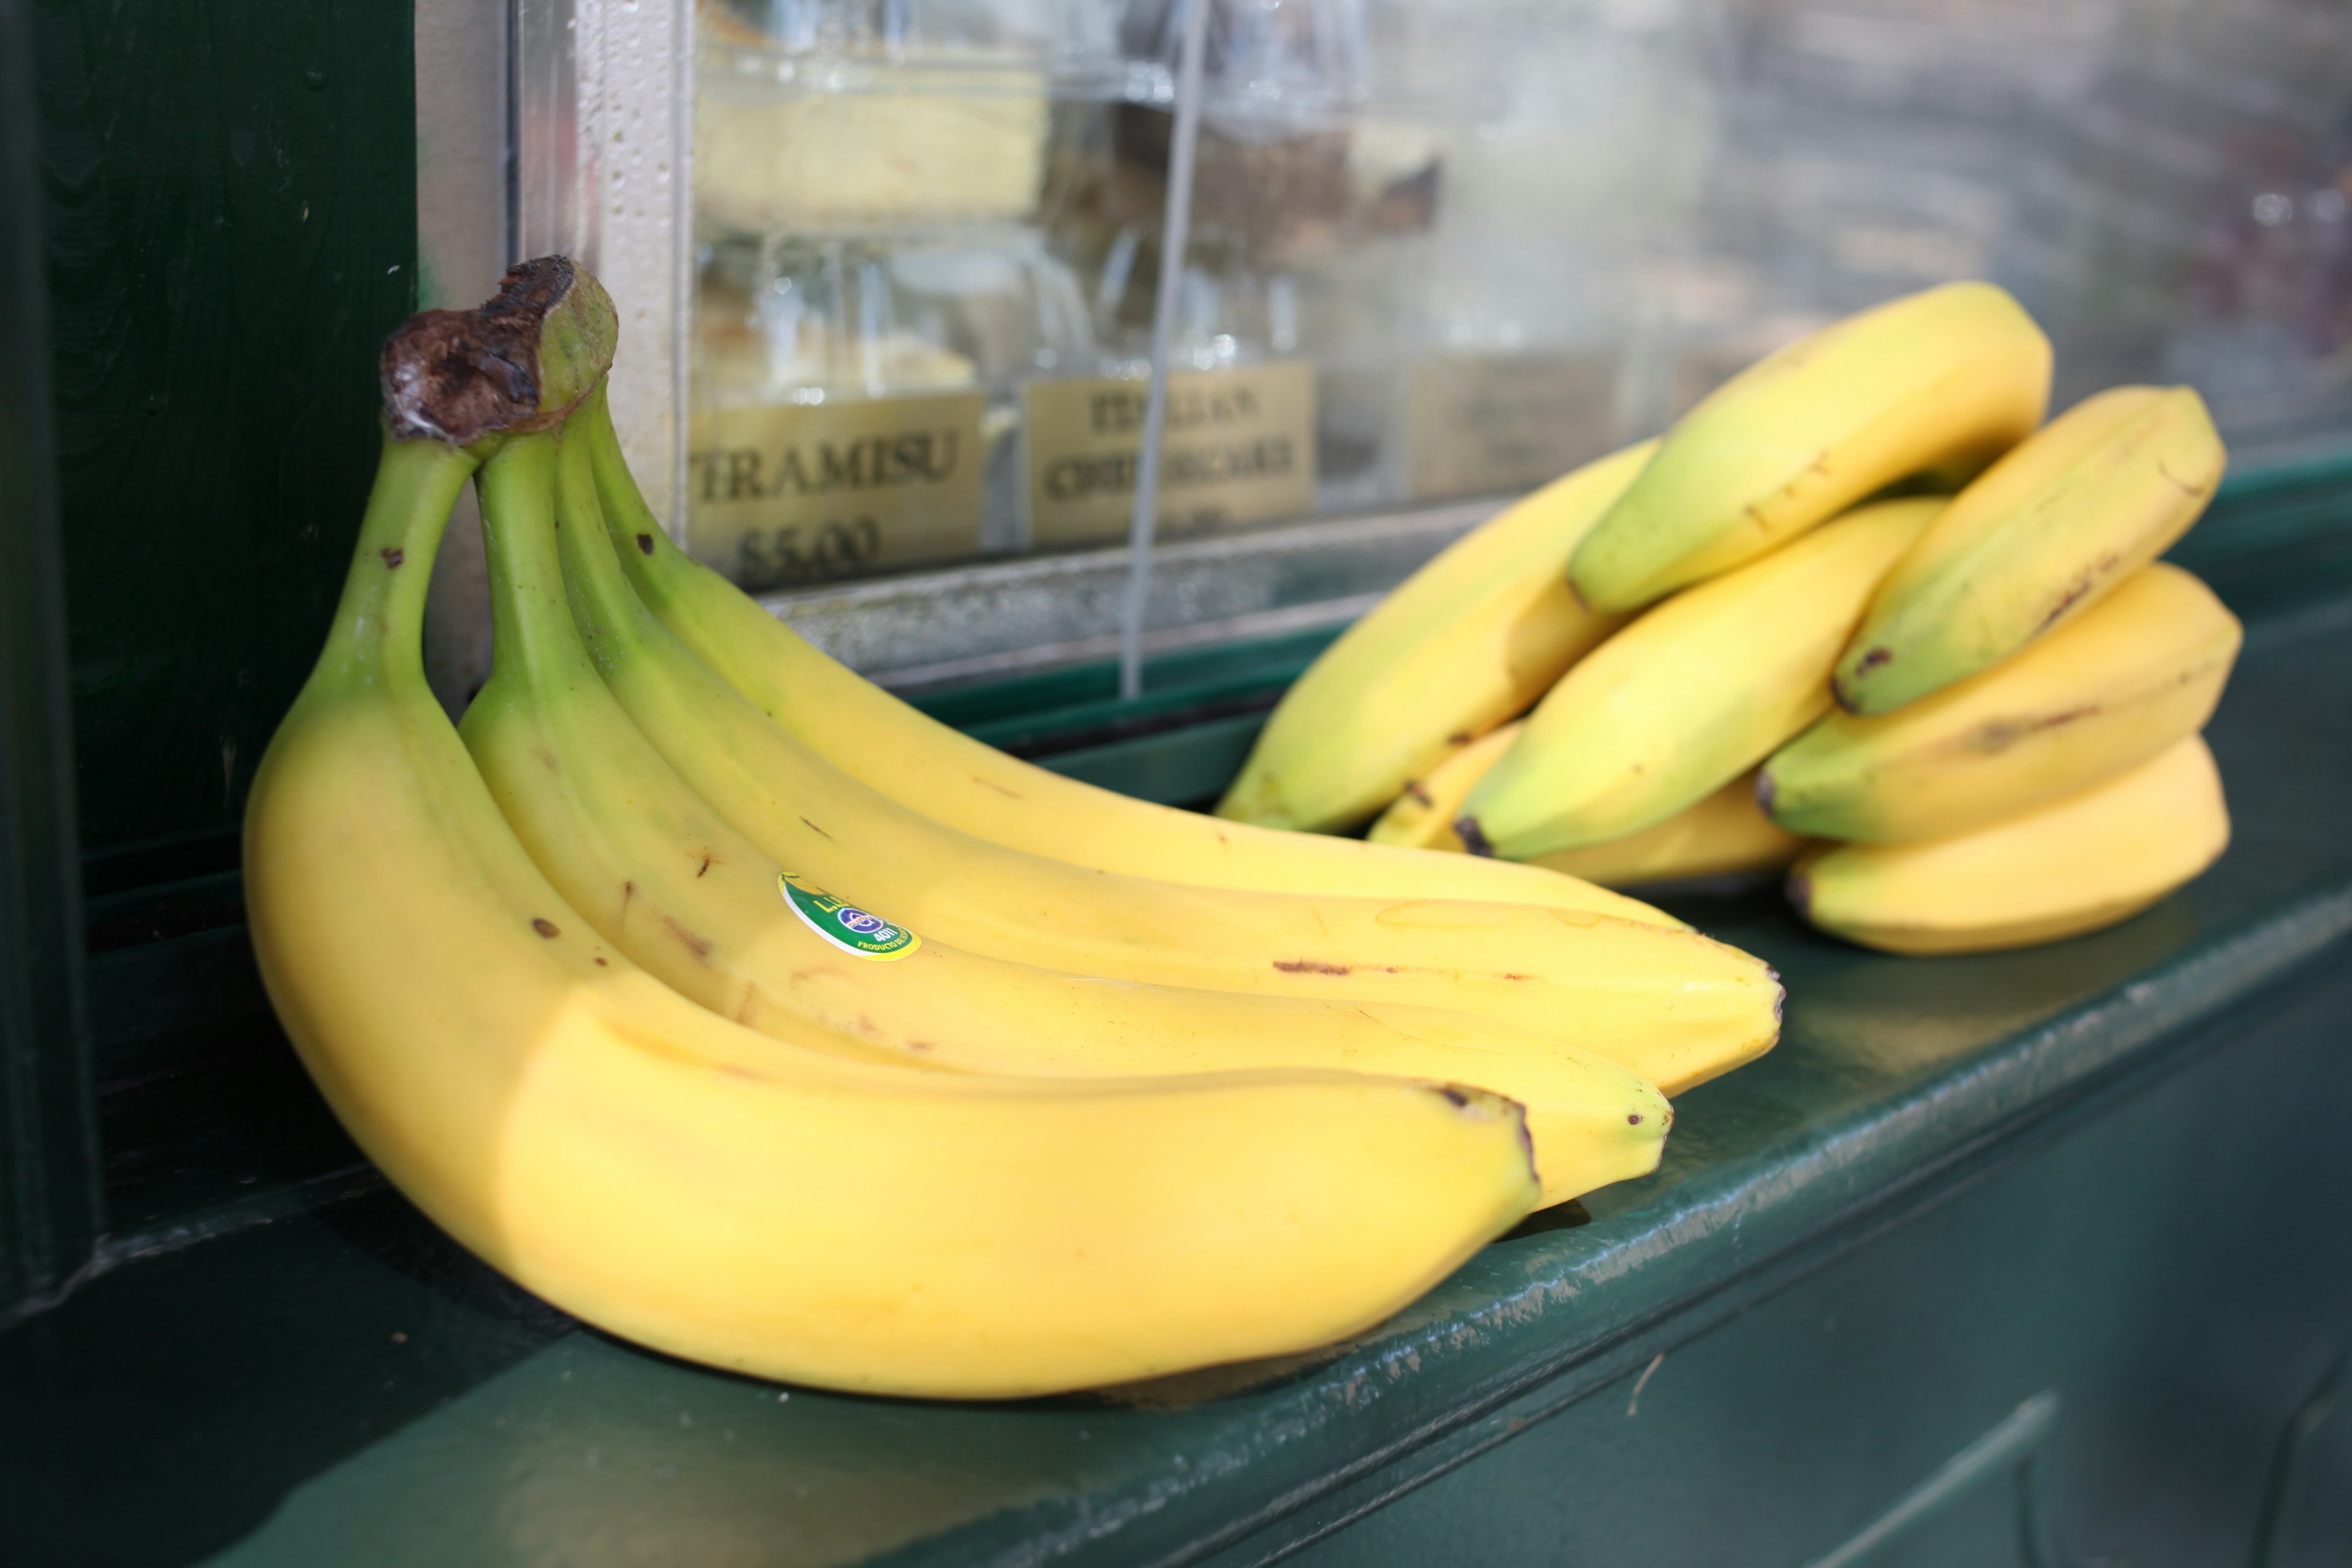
778 872 921 961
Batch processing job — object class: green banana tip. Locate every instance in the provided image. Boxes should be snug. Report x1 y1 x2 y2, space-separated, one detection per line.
1785 871 1812 918
380 256 619 447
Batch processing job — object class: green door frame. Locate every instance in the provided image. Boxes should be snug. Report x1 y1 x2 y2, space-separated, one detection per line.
0 0 102 1315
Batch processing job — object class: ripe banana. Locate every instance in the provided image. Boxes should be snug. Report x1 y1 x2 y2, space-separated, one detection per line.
1789 734 2228 955
1833 386 2226 715
1765 563 2241 842
1460 498 1941 861
579 396 1661 921
248 432 1545 1398
1215 442 1651 832
1532 777 1806 889
1373 729 1803 886
462 426 1669 1205
1569 282 2051 611
1369 723 1526 853
554 424 1785 1095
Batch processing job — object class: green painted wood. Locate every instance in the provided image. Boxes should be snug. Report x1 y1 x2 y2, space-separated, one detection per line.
910 623 1340 755
0 0 101 1316
1038 709 1272 807
36 0 419 884
4 538 2350 1567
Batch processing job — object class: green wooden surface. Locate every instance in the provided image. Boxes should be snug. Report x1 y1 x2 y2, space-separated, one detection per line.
36 0 418 887
0 0 101 1313
4 533 2350 1567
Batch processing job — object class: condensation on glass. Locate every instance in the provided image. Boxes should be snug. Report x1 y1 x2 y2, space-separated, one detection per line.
471 0 2352 686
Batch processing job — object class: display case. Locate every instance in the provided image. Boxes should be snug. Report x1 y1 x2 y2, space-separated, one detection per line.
10 1 2352 1562
413 0 2352 701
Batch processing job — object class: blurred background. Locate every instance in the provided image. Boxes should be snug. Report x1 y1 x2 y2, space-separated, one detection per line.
675 0 2352 586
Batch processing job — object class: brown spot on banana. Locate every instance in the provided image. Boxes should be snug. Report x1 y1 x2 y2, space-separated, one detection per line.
1273 959 1352 976
1967 706 2102 753
662 915 715 963
2037 554 2122 633
1455 816 1496 857
636 533 656 555
532 918 560 938
380 547 405 568
1403 780 1434 809
2155 460 2209 498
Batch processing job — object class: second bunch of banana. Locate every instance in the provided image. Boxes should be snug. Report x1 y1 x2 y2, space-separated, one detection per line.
1223 281 2239 954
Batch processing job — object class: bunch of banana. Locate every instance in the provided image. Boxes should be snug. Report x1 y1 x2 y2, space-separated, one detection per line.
246 261 1793 1398
1765 386 2234 951
463 418 1672 1200
1280 281 2237 952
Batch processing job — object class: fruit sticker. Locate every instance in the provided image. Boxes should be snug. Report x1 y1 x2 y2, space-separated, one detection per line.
778 872 922 960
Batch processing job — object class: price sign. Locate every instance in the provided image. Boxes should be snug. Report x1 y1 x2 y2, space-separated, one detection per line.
1023 362 1317 547
687 391 989 590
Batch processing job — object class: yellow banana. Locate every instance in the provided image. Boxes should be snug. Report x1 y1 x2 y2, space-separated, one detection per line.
1834 386 2226 715
1569 282 2051 611
1215 442 1651 831
1461 499 1941 861
556 421 1784 1096
1765 563 2241 842
579 396 1660 920
1373 726 1803 886
245 285 1540 1398
1790 734 2228 956
1532 780 1806 888
462 428 1668 1205
1373 727 1802 887
1369 723 1527 852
